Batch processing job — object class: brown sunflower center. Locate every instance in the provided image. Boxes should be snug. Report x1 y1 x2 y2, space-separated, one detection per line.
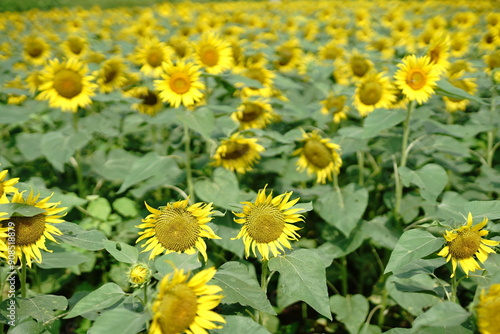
7 214 46 246
359 81 383 105
53 69 83 99
246 204 286 243
448 229 482 260
429 47 442 64
157 283 198 334
26 40 44 58
222 141 250 160
104 64 119 83
154 208 200 252
487 53 500 70
169 72 191 94
323 46 343 60
303 139 333 169
277 48 294 66
67 37 84 55
200 47 219 67
351 56 370 77
142 90 159 106
240 102 264 122
147 49 163 68
406 69 427 90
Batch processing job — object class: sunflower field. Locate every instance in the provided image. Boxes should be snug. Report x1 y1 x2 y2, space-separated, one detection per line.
0 0 500 333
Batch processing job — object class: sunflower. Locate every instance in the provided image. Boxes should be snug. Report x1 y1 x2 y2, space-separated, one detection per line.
135 198 220 261
233 63 275 98
125 87 164 116
318 40 345 62
194 33 233 75
133 37 174 78
320 93 349 124
394 54 441 104
22 35 51 66
483 50 500 74
149 267 225 334
426 33 451 73
37 57 97 112
212 133 265 174
95 57 128 93
479 29 499 52
437 213 499 278
442 78 477 113
61 35 88 59
348 51 373 80
476 284 500 334
154 60 205 109
232 185 304 261
167 35 193 60
127 262 152 288
450 31 470 58
0 191 66 267
354 72 396 117
26 70 44 94
231 98 276 130
273 38 303 73
0 170 19 197
293 131 342 184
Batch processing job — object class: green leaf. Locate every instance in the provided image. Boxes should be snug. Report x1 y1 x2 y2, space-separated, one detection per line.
37 250 91 269
153 253 201 278
103 240 139 264
269 249 332 319
112 197 138 218
316 227 366 261
88 308 148 334
362 108 407 139
0 104 33 124
330 294 369 334
398 164 448 203
464 201 500 220
16 133 44 160
386 275 441 317
435 79 487 105
393 258 447 279
41 131 91 172
87 197 111 221
195 168 250 210
0 203 45 217
314 183 368 237
175 108 215 139
55 222 107 251
65 283 125 319
212 315 271 334
212 261 276 315
117 152 181 193
17 295 68 323
7 318 43 334
384 229 442 274
412 302 470 330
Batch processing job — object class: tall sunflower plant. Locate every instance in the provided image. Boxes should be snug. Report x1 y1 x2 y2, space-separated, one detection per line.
0 1 500 334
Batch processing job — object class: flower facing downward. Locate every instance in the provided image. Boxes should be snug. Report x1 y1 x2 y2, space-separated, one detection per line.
232 186 304 261
437 213 499 277
394 54 440 104
149 267 225 334
212 133 265 174
135 198 220 261
293 131 342 184
477 284 500 334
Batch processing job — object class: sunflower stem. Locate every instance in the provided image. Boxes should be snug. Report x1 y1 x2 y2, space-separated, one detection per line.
259 260 270 325
20 254 27 298
143 285 148 308
184 125 195 204
357 150 365 186
486 87 497 167
394 100 415 222
341 256 348 296
333 173 344 208
450 275 458 303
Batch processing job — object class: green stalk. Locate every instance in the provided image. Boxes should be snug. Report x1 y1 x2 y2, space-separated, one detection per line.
20 254 27 298
450 275 458 303
341 256 348 296
259 260 270 325
394 100 415 221
184 125 195 204
143 285 148 307
333 173 344 208
357 151 365 186
486 87 497 167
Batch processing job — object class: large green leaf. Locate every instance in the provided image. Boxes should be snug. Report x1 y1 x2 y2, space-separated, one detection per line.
175 108 215 139
36 249 91 269
393 258 447 279
464 201 500 220
412 302 470 330
362 108 407 139
212 315 271 334
65 283 125 319
435 79 487 105
269 249 331 319
103 240 139 264
88 308 148 334
153 252 201 278
384 229 442 274
0 203 45 217
55 222 107 251
41 131 91 172
16 133 44 161
117 152 181 193
398 164 448 203
314 183 368 237
17 294 68 324
212 261 276 315
330 294 369 334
